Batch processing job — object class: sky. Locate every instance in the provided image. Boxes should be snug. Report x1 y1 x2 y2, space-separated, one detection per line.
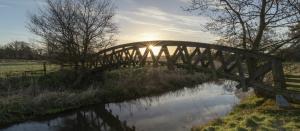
0 0 218 45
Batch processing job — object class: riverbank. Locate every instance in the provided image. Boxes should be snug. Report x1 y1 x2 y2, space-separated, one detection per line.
192 94 300 131
0 67 213 127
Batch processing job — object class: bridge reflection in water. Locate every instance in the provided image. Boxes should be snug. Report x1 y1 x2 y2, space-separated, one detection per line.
3 81 247 131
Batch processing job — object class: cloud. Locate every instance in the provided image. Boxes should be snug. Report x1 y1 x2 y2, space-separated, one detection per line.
133 7 210 25
113 0 218 44
116 6 210 34
161 27 203 34
115 15 163 27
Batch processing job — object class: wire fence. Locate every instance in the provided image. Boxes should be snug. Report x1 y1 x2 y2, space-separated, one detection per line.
0 60 60 79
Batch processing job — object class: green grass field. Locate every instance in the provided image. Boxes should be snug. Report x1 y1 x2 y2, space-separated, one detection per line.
0 59 59 77
192 94 300 131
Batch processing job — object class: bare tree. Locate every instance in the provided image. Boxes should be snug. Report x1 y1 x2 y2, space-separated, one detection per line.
184 0 300 53
290 22 300 45
28 0 117 68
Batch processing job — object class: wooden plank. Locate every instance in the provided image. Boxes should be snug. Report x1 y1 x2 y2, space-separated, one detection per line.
218 54 235 72
251 62 272 80
190 47 201 59
286 78 300 83
286 84 300 88
285 75 300 78
182 46 191 63
140 47 150 66
149 49 158 67
192 48 203 66
199 48 210 67
135 47 143 67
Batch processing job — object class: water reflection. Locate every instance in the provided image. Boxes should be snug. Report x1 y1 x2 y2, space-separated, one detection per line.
2 80 248 131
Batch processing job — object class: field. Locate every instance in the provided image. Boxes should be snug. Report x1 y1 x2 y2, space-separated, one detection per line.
0 59 59 77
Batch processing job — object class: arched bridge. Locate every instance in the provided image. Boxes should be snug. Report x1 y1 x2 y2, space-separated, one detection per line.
94 40 300 102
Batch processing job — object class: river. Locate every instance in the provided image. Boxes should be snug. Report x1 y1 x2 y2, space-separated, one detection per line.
2 80 249 131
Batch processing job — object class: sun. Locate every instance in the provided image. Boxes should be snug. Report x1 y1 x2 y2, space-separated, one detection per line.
138 32 161 55
147 44 161 56
148 45 154 50
141 33 159 41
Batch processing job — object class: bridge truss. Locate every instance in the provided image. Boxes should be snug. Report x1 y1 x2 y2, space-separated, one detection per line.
94 41 299 103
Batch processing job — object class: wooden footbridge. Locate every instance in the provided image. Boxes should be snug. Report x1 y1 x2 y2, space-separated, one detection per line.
94 40 300 103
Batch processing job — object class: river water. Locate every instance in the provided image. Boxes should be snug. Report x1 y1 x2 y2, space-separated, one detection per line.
2 80 248 131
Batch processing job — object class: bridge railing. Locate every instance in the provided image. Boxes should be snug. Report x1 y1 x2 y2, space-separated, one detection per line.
95 41 286 91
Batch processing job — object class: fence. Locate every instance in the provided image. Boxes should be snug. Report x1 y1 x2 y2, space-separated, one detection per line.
0 61 59 79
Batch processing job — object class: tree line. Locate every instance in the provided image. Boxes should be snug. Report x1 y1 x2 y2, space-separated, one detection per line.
0 41 44 60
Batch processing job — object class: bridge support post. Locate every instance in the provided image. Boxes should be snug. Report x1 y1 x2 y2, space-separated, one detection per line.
162 46 175 70
246 57 258 81
237 55 247 91
207 48 217 79
272 59 286 89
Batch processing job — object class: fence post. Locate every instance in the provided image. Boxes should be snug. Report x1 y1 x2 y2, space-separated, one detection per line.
43 62 47 75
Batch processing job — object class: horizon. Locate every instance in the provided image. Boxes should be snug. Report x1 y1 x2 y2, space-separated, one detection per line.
0 0 218 45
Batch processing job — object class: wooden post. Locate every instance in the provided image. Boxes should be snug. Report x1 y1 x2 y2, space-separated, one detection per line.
43 62 47 75
149 49 158 67
237 55 247 91
163 46 175 70
272 59 286 89
182 46 193 72
246 57 257 80
207 48 217 79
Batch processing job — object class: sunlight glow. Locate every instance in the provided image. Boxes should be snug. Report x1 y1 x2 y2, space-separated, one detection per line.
141 33 159 41
148 45 154 50
148 44 161 56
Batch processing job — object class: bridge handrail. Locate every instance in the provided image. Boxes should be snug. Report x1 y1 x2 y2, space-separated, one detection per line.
97 40 280 60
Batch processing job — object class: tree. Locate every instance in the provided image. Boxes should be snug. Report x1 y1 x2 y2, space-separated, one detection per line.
0 41 43 59
279 22 300 61
290 22 300 45
184 0 300 53
28 0 117 68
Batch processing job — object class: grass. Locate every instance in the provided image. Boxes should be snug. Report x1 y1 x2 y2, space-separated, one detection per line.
192 94 300 131
0 59 59 77
189 62 300 131
0 67 213 127
2 60 299 130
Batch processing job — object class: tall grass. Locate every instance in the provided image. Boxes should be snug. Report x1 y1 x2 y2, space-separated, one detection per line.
0 67 212 126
